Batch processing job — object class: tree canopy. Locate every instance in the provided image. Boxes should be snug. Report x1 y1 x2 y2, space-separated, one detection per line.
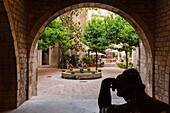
38 9 84 68
82 14 139 69
106 16 139 68
81 18 111 70
82 18 110 53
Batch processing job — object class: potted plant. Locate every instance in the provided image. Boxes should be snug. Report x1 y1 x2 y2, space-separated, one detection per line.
62 69 66 72
70 68 73 71
91 71 96 74
87 67 90 71
71 70 76 74
98 69 102 72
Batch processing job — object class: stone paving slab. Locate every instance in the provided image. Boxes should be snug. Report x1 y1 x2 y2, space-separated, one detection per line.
1 67 126 113
3 98 126 113
35 67 125 100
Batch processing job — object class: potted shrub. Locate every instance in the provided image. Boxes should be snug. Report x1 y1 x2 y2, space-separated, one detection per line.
98 69 102 72
87 67 90 71
91 71 96 74
70 68 73 71
71 71 76 74
62 69 66 72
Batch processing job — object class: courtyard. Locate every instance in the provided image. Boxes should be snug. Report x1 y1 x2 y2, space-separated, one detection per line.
33 66 124 100
3 67 126 113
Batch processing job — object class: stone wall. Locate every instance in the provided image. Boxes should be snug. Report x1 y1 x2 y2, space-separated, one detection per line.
0 1 17 109
132 47 139 68
3 0 28 107
50 45 59 67
154 0 170 104
0 0 169 110
139 40 153 96
28 43 38 98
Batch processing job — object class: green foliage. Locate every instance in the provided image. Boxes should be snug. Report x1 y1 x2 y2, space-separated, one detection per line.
71 70 76 72
117 62 131 68
104 15 139 68
38 9 84 68
82 18 111 70
82 54 93 66
106 16 139 52
38 19 75 52
70 55 79 66
63 54 79 66
38 9 84 52
82 18 110 52
91 71 96 73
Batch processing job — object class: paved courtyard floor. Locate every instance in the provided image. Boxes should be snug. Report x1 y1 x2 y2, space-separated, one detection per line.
2 67 126 113
33 66 125 100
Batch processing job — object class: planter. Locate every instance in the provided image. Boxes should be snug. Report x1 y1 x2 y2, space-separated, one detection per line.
71 72 75 74
62 69 66 72
106 61 111 63
91 71 96 74
62 71 102 80
98 70 102 72
87 68 90 71
70 68 73 71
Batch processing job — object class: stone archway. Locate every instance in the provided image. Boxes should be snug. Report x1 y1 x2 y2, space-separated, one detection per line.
28 2 154 99
167 51 170 104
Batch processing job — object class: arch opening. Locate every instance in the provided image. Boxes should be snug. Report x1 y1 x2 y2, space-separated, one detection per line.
28 2 154 99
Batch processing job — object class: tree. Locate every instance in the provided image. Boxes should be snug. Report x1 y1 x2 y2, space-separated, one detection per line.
105 16 139 68
38 9 84 68
82 18 110 70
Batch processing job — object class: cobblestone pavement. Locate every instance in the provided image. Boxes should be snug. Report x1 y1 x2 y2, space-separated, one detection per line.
31 67 125 100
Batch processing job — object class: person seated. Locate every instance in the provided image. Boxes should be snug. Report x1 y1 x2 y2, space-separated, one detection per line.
99 62 104 67
77 61 83 69
98 69 170 113
82 61 87 69
66 60 73 69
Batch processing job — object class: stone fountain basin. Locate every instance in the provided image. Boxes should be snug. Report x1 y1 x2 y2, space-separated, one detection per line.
62 71 102 80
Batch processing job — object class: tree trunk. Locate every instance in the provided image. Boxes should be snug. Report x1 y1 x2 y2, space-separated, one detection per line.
88 50 90 55
125 50 128 69
58 45 61 68
96 50 98 71
61 52 64 69
61 47 64 69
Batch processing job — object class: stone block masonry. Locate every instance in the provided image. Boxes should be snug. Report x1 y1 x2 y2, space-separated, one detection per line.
0 0 17 109
3 0 28 108
0 0 169 110
154 0 170 104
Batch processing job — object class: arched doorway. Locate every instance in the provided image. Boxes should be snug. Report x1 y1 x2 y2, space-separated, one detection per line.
28 2 153 100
